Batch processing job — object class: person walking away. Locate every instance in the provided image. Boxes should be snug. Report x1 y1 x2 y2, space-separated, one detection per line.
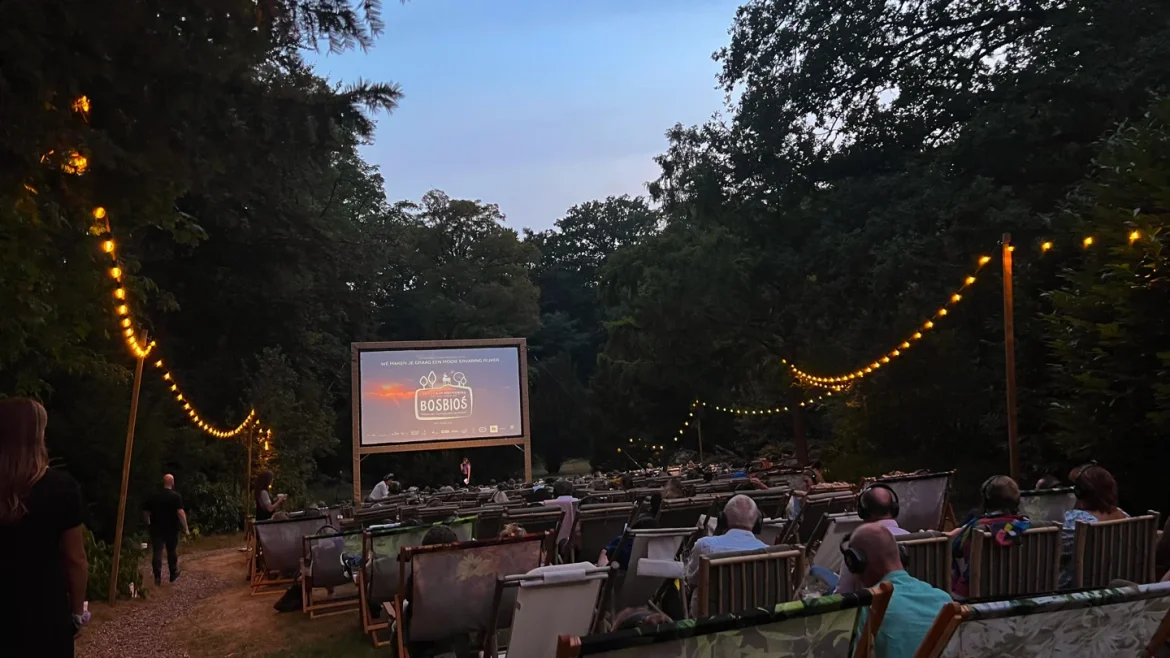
847 523 952 658
254 469 286 521
143 473 189 585
0 398 89 658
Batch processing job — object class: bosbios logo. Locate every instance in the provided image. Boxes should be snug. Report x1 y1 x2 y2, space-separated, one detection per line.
414 370 473 421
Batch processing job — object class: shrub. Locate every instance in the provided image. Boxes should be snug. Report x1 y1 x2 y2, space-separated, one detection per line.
185 477 245 535
84 527 146 600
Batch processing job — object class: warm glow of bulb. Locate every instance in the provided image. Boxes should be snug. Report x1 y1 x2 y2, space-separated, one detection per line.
1041 241 1052 252
120 318 131 328
163 373 172 380
110 267 122 279
102 240 115 253
114 288 126 299
978 256 991 266
938 308 948 316
881 356 890 363
966 276 976 285
92 206 106 220
913 332 923 339
901 341 911 349
924 321 934 329
123 328 133 337
892 350 901 356
116 304 128 315
1083 237 1094 247
1007 245 1015 252
951 294 961 303
1129 231 1141 244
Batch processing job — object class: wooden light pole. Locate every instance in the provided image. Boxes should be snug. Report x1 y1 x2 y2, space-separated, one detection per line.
1002 234 1021 481
109 337 147 605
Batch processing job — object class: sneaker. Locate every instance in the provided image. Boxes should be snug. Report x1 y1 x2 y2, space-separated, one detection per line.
169 570 181 583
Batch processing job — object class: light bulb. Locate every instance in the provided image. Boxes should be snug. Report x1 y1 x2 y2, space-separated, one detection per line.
1041 242 1052 252
1083 237 1094 247
978 256 991 266
1129 231 1140 244
110 267 122 279
951 294 961 302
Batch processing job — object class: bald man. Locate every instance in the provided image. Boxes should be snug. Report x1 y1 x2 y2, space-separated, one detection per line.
143 474 189 586
847 523 951 658
837 485 908 593
685 495 766 615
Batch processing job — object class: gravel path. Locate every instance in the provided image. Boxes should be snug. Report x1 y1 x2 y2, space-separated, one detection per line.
78 550 234 658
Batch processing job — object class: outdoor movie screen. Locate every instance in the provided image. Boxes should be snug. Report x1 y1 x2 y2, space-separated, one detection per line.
357 345 524 446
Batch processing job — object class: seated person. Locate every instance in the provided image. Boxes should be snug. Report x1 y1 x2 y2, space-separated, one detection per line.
662 477 686 500
611 607 672 631
499 523 526 539
949 475 1031 597
837 484 908 593
1061 464 1128 588
599 515 658 569
490 483 510 504
848 523 953 658
369 473 395 501
685 495 767 615
783 469 820 519
1034 474 1062 490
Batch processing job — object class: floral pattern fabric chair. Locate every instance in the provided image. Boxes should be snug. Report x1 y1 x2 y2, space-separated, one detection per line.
915 581 1170 657
557 583 893 658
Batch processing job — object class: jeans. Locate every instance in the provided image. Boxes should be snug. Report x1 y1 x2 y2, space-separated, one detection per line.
151 530 179 580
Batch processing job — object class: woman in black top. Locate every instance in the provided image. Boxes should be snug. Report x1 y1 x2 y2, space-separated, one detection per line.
254 470 285 521
0 398 88 657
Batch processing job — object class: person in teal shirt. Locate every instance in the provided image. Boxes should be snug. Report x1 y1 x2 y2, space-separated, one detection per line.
847 523 953 658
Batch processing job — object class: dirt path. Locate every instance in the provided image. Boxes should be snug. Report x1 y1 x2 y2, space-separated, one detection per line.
77 547 236 658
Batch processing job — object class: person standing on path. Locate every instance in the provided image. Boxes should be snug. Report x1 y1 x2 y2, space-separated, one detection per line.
0 398 89 658
143 474 189 586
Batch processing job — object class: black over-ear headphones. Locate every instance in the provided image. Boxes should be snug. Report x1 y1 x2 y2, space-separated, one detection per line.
716 498 765 535
840 532 867 574
857 483 900 521
1073 461 1100 499
803 468 819 485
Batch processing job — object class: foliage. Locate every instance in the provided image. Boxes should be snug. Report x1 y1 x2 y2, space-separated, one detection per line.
83 527 146 601
184 474 245 535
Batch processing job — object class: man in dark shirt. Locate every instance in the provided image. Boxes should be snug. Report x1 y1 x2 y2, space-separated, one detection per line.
142 474 189 586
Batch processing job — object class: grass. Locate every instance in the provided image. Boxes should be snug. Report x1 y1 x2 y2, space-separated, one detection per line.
258 633 383 657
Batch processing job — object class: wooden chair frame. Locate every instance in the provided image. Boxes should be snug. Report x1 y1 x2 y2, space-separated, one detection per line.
484 563 617 657
1074 511 1161 588
299 527 363 619
696 544 805 617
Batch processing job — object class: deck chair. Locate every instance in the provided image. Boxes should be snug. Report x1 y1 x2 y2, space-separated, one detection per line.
486 563 615 658
897 531 953 592
615 527 696 610
741 487 792 520
300 526 364 618
656 495 716 529
417 504 460 523
1073 512 1161 588
394 532 549 658
557 582 894 658
581 492 627 506
967 522 1061 599
757 518 792 546
914 581 1170 658
1018 487 1077 523
783 491 857 547
576 503 636 563
251 514 336 594
474 506 507 539
871 470 953 532
504 506 565 536
809 513 865 574
696 544 805 617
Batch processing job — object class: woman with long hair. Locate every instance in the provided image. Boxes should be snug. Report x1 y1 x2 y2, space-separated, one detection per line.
253 470 285 521
0 398 89 656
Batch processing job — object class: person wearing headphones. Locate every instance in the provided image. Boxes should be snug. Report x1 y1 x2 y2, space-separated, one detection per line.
1060 463 1128 587
684 495 766 616
948 475 1031 597
845 523 952 658
783 468 821 519
836 483 908 593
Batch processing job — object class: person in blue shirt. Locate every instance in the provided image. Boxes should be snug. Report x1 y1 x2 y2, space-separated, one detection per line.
847 522 953 658
685 495 767 615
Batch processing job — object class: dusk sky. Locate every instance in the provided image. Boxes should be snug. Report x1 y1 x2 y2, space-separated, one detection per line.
308 0 741 231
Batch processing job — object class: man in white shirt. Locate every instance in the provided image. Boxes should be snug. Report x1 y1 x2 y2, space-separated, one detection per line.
368 473 394 502
836 484 908 593
685 495 767 615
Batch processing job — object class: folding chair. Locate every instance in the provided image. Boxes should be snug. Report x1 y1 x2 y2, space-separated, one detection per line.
250 515 336 594
1018 487 1077 523
486 563 615 658
1074 512 1161 588
558 582 893 658
576 503 636 562
968 522 1061 599
697 544 805 617
869 470 954 532
300 526 364 618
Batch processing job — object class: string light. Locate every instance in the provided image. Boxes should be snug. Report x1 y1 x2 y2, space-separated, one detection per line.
785 253 992 386
1129 231 1141 244
1041 241 1053 252
1083 236 1094 248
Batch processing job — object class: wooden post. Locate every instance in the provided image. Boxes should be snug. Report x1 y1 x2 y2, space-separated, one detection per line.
792 400 809 467
1002 233 1021 482
696 418 704 463
108 345 146 605
244 426 253 520
523 439 532 483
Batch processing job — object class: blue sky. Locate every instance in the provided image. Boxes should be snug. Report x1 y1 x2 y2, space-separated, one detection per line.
309 0 741 231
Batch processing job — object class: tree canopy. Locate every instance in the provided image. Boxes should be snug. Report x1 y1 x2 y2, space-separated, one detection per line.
4 0 1170 536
